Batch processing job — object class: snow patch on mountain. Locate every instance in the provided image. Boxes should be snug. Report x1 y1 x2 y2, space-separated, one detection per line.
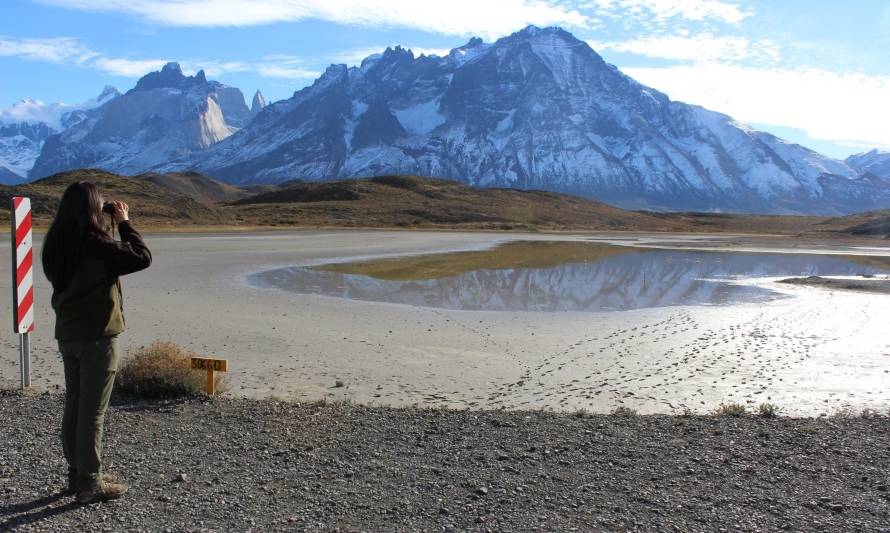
0 87 120 180
0 86 119 130
394 97 445 135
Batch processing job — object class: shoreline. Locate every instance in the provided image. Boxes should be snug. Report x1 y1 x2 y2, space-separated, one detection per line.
1 230 888 417
10 220 889 242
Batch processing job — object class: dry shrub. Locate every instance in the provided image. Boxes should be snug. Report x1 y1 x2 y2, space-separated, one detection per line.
713 402 747 417
117 341 227 398
757 402 780 418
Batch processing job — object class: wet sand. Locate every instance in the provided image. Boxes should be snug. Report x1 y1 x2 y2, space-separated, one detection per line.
1 229 888 416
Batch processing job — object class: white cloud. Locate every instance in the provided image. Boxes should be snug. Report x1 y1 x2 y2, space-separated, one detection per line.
591 0 750 25
329 46 385 66
256 64 320 79
589 34 779 63
0 35 168 76
92 57 168 76
625 64 890 150
0 36 97 64
0 35 320 80
33 0 592 39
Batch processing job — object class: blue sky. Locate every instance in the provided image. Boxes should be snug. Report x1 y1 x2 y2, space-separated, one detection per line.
2 0 889 158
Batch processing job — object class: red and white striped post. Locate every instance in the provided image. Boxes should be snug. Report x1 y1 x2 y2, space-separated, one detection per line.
10 196 35 388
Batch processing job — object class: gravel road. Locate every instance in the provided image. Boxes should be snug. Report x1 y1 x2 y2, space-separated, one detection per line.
1 390 889 532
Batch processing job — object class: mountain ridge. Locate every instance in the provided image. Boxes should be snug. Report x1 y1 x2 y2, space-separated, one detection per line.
22 26 890 215
163 25 886 215
29 62 250 179
0 87 120 181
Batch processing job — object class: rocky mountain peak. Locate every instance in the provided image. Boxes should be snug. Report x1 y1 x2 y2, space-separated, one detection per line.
462 37 485 49
251 90 266 113
307 64 349 94
847 149 890 179
382 45 412 58
97 85 122 101
512 25 574 41
133 62 209 92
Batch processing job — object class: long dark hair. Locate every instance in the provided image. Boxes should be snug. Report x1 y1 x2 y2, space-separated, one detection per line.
41 181 109 291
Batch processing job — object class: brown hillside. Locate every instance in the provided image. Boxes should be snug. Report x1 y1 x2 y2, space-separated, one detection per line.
0 169 228 226
231 175 693 231
821 210 890 238
137 171 255 204
0 169 886 237
230 174 852 235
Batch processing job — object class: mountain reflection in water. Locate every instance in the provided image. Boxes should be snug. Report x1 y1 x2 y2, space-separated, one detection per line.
249 247 888 312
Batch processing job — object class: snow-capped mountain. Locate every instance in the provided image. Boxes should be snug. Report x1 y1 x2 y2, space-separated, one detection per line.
0 86 119 183
847 149 890 179
169 26 886 215
24 27 890 214
30 63 251 179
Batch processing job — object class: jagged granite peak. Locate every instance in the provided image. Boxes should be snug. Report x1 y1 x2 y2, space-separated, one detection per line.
847 149 890 179
251 90 266 113
0 87 120 181
133 62 187 91
247 90 266 124
157 24 889 215
30 64 249 178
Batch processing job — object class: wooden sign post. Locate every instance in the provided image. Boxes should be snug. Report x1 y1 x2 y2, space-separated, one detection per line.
191 357 228 395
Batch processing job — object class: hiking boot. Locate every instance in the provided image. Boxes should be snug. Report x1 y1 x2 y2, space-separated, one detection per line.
66 470 120 495
75 477 128 504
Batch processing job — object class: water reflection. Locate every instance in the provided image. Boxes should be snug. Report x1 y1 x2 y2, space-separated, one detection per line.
249 247 888 312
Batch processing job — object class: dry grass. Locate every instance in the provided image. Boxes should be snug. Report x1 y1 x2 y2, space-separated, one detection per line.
713 402 748 417
757 402 780 418
116 341 227 398
317 240 635 281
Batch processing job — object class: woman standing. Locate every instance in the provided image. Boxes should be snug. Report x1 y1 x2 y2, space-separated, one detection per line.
41 181 152 504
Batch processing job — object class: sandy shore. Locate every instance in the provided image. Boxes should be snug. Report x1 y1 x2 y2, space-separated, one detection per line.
1 229 888 416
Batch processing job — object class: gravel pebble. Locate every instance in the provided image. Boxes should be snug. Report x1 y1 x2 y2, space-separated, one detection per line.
1 389 889 531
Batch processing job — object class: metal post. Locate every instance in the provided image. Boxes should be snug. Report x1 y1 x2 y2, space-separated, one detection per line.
21 332 31 388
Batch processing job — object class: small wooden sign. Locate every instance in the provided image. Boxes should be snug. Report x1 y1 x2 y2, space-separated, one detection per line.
191 357 228 395
191 358 228 372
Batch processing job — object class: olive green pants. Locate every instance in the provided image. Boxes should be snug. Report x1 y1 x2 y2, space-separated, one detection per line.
59 336 120 479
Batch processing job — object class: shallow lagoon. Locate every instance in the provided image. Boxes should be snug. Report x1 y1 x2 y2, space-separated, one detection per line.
249 241 890 312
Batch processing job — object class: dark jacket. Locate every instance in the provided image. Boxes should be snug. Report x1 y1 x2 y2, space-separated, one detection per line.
51 221 152 341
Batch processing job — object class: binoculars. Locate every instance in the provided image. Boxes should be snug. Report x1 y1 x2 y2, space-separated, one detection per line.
102 202 116 215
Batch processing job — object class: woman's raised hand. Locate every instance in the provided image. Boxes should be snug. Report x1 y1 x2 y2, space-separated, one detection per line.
111 201 129 224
